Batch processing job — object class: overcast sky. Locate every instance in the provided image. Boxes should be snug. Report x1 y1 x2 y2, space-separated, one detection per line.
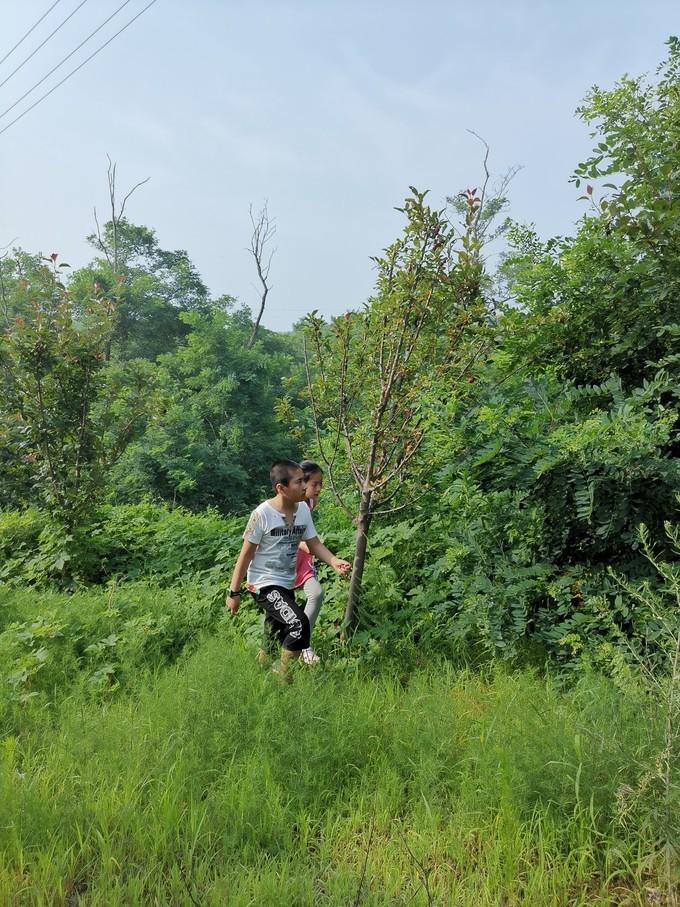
0 1 677 331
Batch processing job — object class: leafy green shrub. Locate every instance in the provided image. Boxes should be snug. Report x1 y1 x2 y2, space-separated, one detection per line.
0 503 243 586
0 508 46 583
0 581 226 734
89 503 242 581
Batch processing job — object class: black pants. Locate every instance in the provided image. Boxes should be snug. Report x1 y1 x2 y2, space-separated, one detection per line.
255 585 310 653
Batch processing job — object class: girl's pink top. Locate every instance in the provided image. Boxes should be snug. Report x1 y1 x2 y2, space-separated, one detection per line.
295 497 316 587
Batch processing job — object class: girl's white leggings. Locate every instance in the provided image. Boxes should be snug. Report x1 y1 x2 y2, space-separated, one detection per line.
302 576 324 632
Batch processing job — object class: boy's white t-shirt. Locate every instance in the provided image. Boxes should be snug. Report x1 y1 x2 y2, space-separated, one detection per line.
244 500 317 590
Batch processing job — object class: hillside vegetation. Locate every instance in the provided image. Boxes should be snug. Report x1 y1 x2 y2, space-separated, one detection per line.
1 39 679 906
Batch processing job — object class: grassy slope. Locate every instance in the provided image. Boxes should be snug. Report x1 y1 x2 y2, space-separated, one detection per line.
0 616 668 906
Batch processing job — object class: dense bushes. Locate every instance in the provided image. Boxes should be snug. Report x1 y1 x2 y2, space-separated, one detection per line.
0 535 676 902
1 496 678 674
324 489 680 672
0 503 243 586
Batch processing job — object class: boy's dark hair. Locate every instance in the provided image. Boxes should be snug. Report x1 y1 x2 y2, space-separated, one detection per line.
300 459 323 478
270 459 302 490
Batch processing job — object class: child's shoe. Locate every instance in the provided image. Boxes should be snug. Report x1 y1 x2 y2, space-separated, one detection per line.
302 647 320 665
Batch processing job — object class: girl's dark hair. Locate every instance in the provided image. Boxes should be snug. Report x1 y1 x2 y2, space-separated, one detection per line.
300 459 323 478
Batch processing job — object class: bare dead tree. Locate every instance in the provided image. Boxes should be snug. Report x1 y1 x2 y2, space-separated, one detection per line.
92 155 149 359
447 131 521 255
246 202 276 349
93 154 150 272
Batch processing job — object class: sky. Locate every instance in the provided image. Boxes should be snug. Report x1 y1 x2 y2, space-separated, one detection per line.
0 0 677 331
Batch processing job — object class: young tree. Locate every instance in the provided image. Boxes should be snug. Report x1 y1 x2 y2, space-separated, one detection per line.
304 189 488 627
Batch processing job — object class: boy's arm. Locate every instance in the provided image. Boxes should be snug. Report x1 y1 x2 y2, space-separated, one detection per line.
306 536 351 576
225 539 258 614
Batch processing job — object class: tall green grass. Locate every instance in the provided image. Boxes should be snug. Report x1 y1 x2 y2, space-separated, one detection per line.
0 630 673 905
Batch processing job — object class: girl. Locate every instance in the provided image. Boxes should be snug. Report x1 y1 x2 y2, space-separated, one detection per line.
295 460 325 664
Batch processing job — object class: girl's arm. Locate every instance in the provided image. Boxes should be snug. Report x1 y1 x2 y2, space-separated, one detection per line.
225 539 258 614
298 536 323 554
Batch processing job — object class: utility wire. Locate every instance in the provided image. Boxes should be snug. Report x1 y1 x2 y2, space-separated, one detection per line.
0 0 64 68
0 0 159 138
0 0 135 121
0 0 90 91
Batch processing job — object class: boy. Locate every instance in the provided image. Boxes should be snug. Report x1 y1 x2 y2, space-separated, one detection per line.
226 459 351 676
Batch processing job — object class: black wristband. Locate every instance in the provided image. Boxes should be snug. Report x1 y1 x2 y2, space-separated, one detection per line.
229 589 242 597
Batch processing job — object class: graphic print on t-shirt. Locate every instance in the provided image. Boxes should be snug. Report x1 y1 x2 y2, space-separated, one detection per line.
262 524 305 573
270 525 306 537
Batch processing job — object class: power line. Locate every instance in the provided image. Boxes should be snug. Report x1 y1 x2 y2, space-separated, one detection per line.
0 0 90 91
0 0 136 121
0 0 159 138
0 0 64 68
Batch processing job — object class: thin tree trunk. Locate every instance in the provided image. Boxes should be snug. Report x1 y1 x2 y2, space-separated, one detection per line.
247 283 268 348
344 490 372 629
